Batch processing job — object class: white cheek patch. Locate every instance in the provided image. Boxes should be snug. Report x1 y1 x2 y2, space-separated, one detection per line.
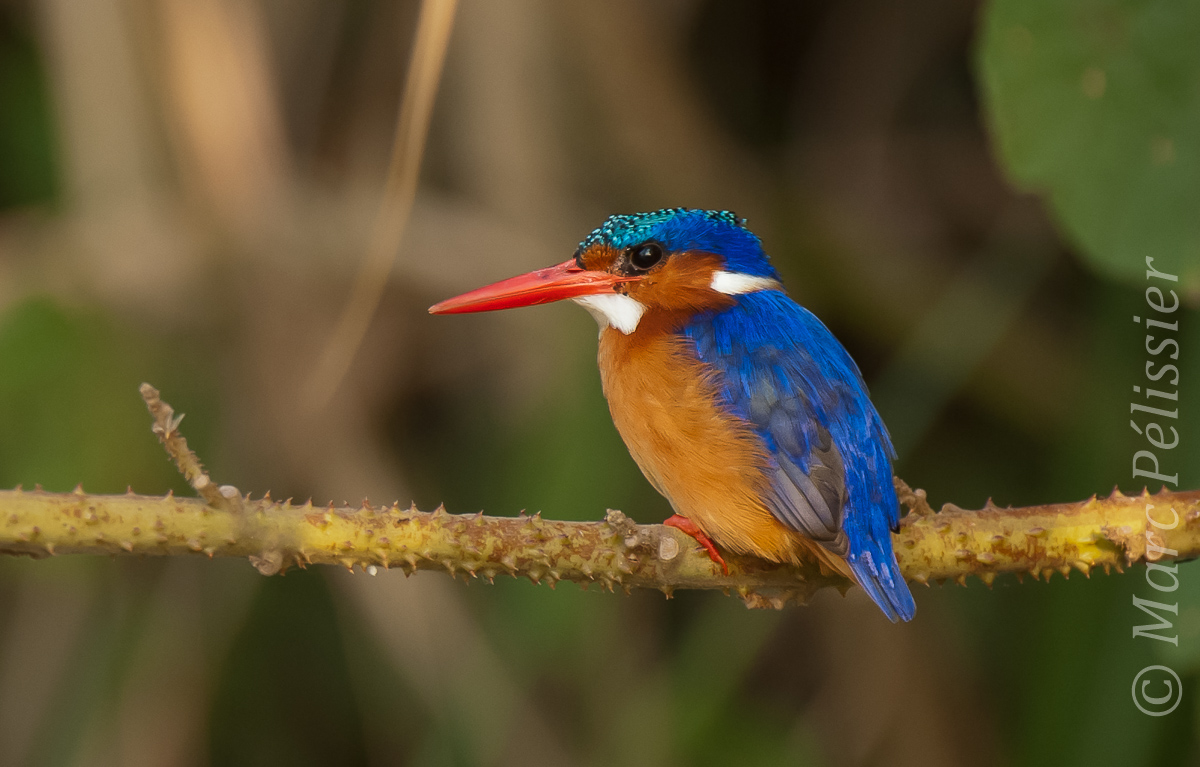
572 293 647 335
710 270 782 295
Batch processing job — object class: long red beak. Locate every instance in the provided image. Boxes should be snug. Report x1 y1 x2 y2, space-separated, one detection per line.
429 259 636 314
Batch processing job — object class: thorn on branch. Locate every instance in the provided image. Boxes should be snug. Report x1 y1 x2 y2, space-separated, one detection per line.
895 477 935 516
140 383 239 513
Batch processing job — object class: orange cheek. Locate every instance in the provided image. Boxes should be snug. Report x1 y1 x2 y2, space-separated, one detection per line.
628 253 732 313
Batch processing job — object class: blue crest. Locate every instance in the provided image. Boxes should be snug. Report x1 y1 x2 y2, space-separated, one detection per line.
576 208 779 279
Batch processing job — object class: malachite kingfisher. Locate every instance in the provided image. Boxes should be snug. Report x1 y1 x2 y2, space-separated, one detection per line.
430 209 915 622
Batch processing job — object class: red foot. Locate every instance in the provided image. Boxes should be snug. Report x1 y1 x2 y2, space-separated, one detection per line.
664 514 729 575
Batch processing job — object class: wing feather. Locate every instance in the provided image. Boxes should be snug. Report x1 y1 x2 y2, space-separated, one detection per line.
684 290 914 621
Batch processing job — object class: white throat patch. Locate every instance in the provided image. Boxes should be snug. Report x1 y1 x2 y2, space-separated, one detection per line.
572 293 646 335
710 270 781 295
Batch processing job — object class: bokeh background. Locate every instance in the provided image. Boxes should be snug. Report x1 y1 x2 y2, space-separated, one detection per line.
1 0 1198 764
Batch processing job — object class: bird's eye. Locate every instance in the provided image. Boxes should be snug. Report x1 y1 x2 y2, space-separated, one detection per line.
630 243 664 271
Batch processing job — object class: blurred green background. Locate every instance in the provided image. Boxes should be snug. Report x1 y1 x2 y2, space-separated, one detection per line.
0 0 1198 764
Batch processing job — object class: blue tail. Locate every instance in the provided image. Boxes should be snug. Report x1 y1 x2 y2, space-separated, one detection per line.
848 549 916 623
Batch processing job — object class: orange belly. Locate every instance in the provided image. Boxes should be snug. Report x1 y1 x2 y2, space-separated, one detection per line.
596 322 848 576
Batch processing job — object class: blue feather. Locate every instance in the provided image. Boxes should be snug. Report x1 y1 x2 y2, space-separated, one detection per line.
684 291 916 622
577 209 779 278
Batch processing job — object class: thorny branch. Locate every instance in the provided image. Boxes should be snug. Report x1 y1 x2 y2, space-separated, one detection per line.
0 385 1195 609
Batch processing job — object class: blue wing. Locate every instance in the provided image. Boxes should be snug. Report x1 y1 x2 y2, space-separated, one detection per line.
683 290 915 622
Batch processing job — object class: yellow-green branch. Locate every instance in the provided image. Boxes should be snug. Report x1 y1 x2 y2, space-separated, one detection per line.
0 385 1195 609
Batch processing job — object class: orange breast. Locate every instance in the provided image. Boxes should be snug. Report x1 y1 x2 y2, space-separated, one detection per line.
597 320 822 566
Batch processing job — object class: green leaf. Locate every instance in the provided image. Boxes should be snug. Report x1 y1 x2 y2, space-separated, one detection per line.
978 0 1200 290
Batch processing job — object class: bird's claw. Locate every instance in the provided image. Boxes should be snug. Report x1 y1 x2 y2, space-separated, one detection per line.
664 514 729 575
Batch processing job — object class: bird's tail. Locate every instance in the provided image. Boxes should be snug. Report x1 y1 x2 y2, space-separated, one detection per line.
847 550 916 623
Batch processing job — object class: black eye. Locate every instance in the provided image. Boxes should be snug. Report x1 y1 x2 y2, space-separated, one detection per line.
630 242 664 271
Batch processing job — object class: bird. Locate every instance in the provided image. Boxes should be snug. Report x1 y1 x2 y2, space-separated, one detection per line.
429 208 915 622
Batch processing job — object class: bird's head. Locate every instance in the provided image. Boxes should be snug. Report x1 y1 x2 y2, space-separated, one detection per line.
429 208 781 334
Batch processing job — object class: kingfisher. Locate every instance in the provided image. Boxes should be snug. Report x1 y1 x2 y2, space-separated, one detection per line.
430 209 915 622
